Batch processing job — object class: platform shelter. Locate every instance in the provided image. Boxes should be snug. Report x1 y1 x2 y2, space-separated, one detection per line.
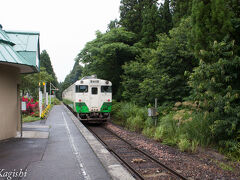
0 25 40 140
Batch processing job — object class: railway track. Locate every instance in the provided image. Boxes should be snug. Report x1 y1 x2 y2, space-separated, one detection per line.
86 124 187 180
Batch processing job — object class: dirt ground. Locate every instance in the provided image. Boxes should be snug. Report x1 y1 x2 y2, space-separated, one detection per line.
105 122 240 180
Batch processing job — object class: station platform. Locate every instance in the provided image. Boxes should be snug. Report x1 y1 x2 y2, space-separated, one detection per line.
0 105 134 180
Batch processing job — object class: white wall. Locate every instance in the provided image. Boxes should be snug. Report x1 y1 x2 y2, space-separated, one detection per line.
0 64 20 140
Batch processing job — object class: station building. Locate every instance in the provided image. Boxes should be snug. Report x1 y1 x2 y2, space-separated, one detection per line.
0 25 40 140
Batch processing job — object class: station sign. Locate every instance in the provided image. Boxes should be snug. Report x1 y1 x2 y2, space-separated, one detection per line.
21 102 27 111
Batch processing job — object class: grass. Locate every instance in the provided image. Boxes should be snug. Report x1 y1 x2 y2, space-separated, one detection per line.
23 115 41 122
142 127 156 138
111 102 147 131
51 97 61 105
218 162 234 171
22 99 57 122
178 138 191 152
212 160 234 171
111 101 212 152
111 101 240 160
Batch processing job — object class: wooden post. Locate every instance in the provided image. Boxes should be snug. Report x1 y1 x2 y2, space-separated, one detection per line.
155 98 157 126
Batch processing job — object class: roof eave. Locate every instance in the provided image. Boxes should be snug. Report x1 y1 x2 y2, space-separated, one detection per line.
0 61 39 74
5 30 40 36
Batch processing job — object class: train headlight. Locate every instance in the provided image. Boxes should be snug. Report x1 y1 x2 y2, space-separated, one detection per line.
105 81 109 84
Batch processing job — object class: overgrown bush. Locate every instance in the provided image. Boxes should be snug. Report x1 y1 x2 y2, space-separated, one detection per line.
111 101 240 158
153 108 212 151
219 140 240 160
22 97 39 116
188 39 240 159
154 113 178 145
112 102 147 131
142 127 156 138
51 97 61 105
178 137 191 152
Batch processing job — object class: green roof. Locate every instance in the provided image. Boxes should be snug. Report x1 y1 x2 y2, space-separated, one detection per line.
0 28 14 45
0 43 30 65
0 26 40 74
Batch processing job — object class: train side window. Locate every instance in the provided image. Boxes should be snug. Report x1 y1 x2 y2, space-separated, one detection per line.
101 86 112 93
92 87 98 95
76 85 88 93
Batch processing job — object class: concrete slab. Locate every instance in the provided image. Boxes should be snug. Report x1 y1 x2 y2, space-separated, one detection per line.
0 105 134 180
0 138 48 171
24 105 112 180
15 123 50 138
23 125 49 129
64 105 135 180
16 131 49 138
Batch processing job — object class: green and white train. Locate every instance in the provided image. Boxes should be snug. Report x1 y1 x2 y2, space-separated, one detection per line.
62 75 112 122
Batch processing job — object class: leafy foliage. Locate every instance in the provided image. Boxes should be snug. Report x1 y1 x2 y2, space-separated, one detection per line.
111 102 147 131
40 50 57 82
119 0 172 46
188 39 240 143
21 50 58 99
112 101 212 152
59 60 83 99
40 50 61 98
77 28 139 100
170 0 193 26
145 18 196 103
21 97 39 116
140 1 162 47
119 0 146 35
21 67 54 99
159 0 173 33
121 48 152 104
70 0 240 159
23 115 41 123
191 0 233 56
122 18 197 105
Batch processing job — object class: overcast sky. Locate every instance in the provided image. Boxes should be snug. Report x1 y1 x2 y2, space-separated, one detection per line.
0 0 121 82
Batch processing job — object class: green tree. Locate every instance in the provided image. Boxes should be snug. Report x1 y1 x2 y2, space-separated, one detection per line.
140 1 162 47
119 0 144 35
191 0 233 56
59 60 83 99
119 0 162 41
159 0 173 33
40 50 60 98
21 67 54 99
122 48 152 103
122 18 197 105
107 19 120 31
143 18 196 104
188 38 240 143
170 0 193 26
40 50 57 82
228 0 240 53
77 28 139 100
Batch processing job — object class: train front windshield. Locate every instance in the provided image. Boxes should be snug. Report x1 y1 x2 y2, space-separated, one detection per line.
101 86 112 93
76 85 88 93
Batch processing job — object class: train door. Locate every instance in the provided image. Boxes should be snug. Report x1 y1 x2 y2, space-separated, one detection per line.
89 86 100 111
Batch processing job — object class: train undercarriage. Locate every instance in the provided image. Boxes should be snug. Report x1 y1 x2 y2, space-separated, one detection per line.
77 112 110 123
64 103 111 123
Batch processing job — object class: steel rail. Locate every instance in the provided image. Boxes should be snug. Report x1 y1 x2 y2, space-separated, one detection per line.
64 101 187 180
87 125 187 180
103 126 187 180
87 126 144 180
